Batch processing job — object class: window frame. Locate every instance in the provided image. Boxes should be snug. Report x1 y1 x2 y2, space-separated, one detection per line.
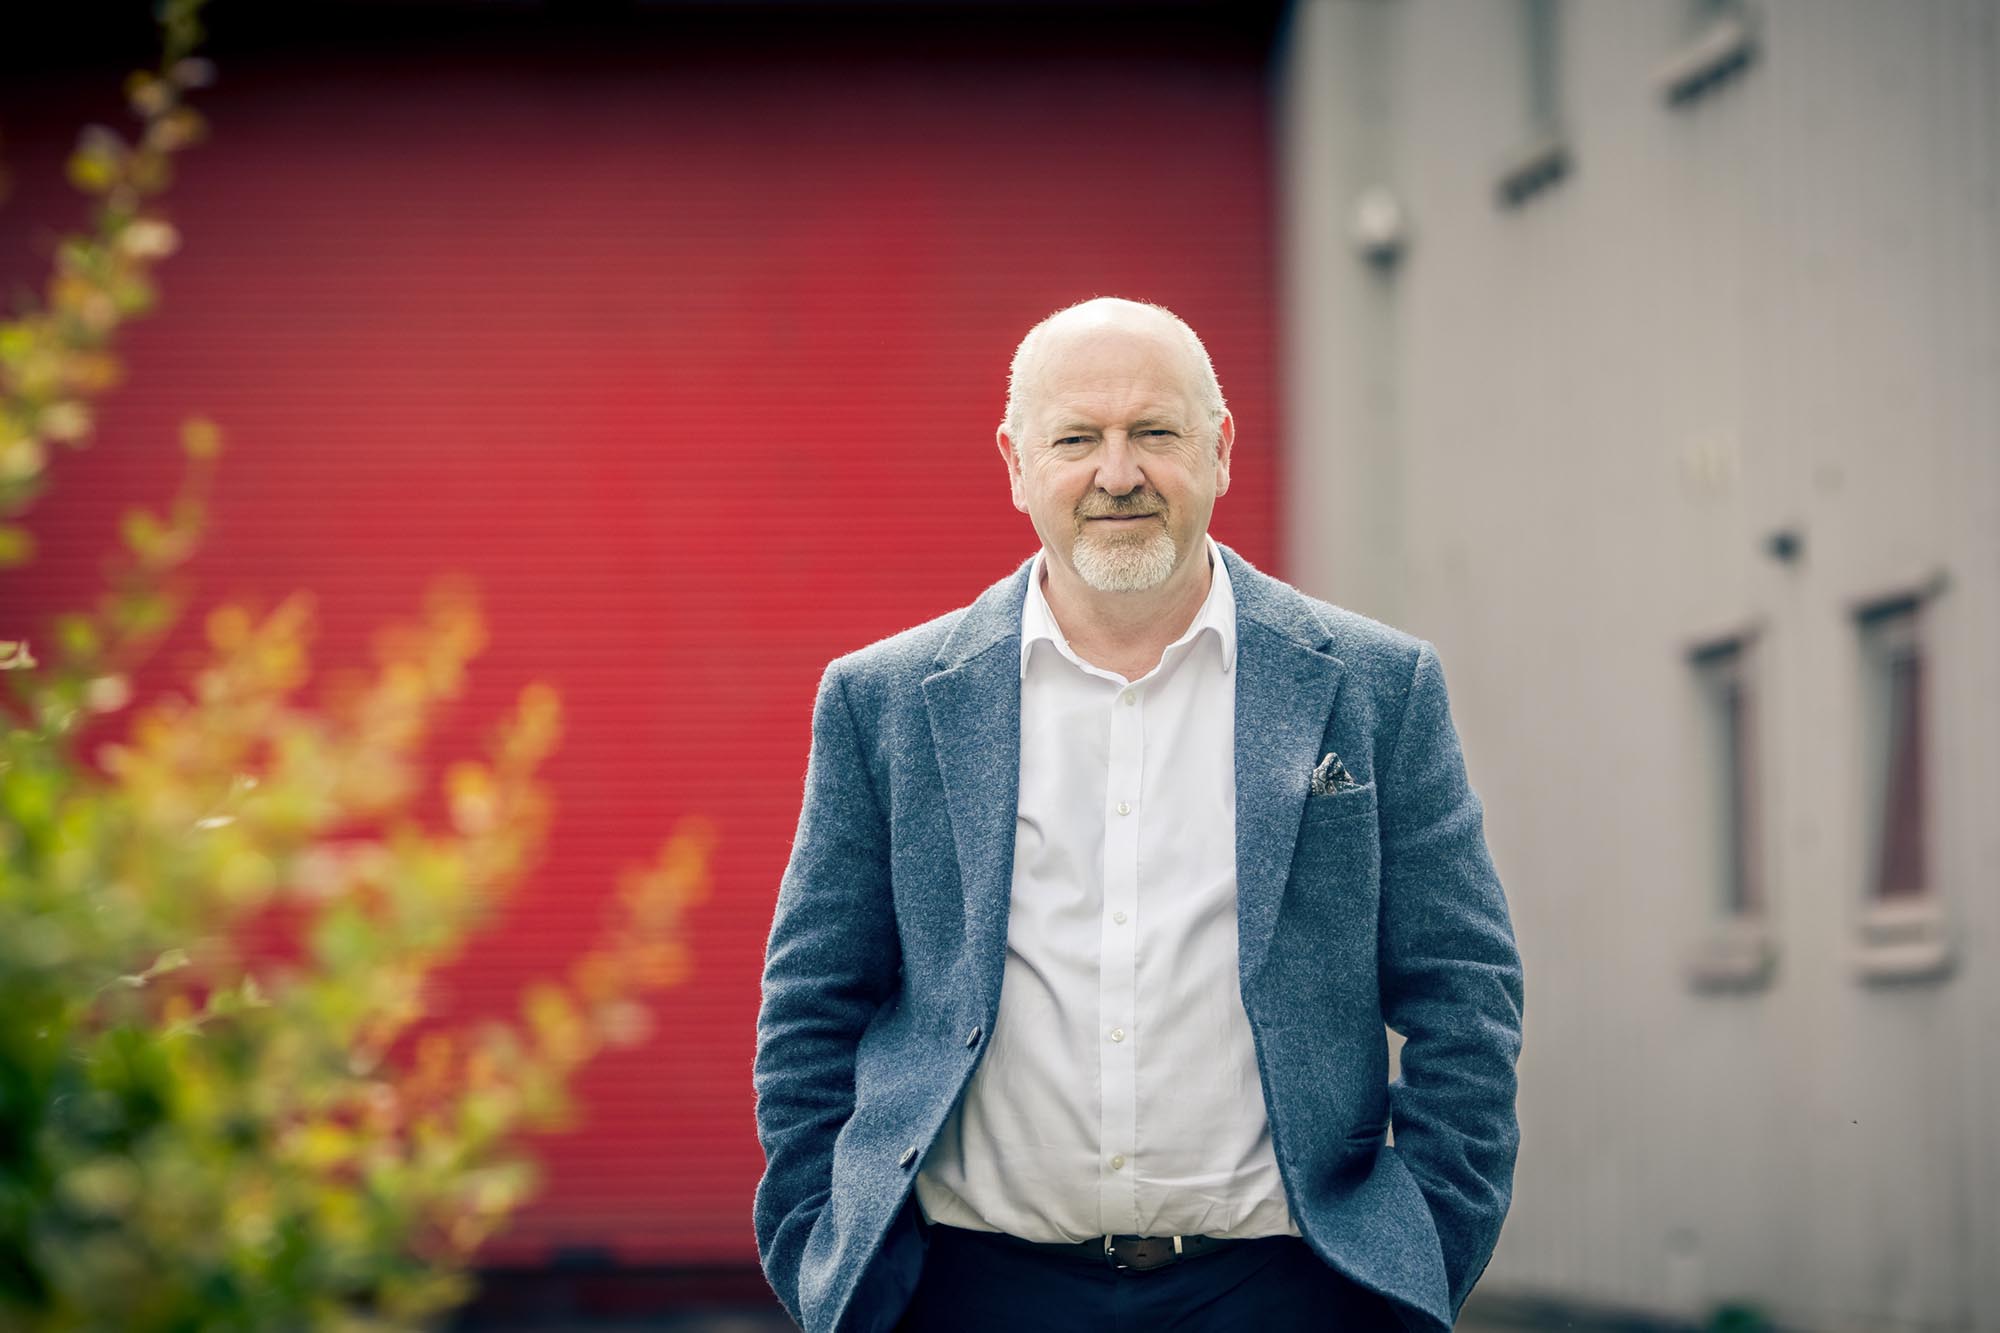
1495 0 1572 210
1683 626 1776 993
1850 588 1952 984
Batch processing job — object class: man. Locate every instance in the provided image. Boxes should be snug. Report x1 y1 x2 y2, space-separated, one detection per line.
753 298 1523 1333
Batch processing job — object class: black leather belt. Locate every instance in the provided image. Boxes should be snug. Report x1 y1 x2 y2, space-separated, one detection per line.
938 1224 1244 1273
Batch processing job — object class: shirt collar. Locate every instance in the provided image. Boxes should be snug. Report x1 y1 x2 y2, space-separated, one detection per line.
1019 533 1238 680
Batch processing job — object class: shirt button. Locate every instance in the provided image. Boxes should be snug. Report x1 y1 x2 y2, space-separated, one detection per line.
1121 691 1137 706
1109 1027 1126 1043
1116 801 1131 816
898 1146 919 1168
1110 1155 1126 1170
965 1026 982 1048
1112 910 1127 925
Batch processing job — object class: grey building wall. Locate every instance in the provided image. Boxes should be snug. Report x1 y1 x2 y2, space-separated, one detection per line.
1276 2 1999 1329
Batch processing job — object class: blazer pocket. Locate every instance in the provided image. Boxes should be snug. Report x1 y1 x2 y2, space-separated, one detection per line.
1302 780 1377 827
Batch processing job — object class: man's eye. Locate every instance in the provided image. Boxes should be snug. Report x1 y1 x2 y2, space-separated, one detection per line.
1054 437 1091 447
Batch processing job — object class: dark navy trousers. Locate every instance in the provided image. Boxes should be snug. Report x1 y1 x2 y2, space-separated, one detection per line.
892 1223 1407 1332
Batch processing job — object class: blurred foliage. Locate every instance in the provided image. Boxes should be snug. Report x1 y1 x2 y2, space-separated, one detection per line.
0 1 210 565
1708 1304 1773 1333
0 4 711 1329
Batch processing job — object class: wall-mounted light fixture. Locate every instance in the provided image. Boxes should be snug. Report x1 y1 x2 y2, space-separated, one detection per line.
1350 184 1411 269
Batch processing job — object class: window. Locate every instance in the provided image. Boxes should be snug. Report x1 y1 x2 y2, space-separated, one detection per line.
1852 592 1950 982
1656 0 1759 108
1698 638 1761 917
1496 0 1571 209
1860 600 1926 902
1685 632 1773 991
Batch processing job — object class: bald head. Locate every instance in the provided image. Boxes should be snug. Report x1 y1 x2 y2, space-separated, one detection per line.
1002 298 1228 452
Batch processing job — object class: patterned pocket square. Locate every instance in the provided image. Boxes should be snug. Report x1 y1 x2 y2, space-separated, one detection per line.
1310 751 1359 796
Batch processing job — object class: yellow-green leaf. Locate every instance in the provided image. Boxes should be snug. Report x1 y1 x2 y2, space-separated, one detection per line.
0 526 35 568
66 132 123 194
119 507 167 560
180 416 222 460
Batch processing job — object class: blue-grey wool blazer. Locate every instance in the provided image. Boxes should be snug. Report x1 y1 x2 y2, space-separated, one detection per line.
753 544 1524 1333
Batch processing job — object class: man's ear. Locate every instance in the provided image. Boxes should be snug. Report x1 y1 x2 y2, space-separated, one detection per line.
1212 410 1236 498
996 426 1029 514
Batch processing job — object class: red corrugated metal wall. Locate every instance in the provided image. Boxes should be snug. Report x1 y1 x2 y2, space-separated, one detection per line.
0 9 1280 1266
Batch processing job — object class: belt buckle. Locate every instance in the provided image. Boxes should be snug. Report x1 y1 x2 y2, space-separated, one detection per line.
1103 1234 1184 1272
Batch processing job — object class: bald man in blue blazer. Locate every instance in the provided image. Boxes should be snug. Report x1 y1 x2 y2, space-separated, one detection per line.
753 299 1523 1333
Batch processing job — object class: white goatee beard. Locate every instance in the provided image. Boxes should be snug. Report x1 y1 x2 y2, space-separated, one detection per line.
1072 524 1178 592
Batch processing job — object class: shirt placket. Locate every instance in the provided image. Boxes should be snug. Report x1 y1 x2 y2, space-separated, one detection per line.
1098 676 1143 1234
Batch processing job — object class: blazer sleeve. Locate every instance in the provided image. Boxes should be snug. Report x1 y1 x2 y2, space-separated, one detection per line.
1377 640 1525 1318
752 662 902 1327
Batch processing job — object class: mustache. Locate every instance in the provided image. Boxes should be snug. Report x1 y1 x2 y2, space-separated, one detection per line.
1076 495 1165 519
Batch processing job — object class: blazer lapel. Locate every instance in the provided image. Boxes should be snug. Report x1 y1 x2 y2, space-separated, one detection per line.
922 559 1032 1012
1223 547 1347 989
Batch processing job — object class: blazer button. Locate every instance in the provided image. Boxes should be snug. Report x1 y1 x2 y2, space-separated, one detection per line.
965 1026 983 1048
898 1146 919 1169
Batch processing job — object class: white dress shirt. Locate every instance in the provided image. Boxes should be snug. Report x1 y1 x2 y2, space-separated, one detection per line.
914 535 1299 1243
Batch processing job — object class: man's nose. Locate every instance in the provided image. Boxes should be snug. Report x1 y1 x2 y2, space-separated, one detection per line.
1095 433 1145 494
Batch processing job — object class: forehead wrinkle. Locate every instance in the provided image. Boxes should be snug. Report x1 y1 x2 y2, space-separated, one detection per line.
1029 369 1198 436
1045 407 1190 433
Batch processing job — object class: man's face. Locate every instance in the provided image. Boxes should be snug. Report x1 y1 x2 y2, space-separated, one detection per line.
998 321 1233 595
